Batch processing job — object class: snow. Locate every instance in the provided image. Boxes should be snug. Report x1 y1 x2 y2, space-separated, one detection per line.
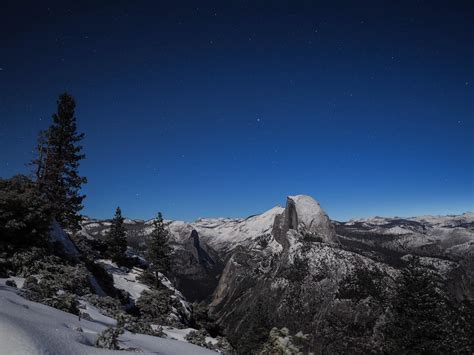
124 218 144 225
186 206 284 252
163 327 194 342
382 226 413 235
84 222 101 228
78 300 116 327
7 276 25 289
98 260 191 319
0 283 216 354
98 260 149 301
347 212 474 228
411 212 474 227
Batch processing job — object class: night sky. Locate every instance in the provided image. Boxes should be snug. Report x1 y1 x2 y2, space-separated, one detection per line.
1 1 473 221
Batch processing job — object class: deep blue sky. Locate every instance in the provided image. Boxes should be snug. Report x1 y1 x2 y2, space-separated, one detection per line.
1 1 473 221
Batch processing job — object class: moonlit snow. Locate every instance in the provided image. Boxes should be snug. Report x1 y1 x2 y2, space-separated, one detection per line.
0 281 216 354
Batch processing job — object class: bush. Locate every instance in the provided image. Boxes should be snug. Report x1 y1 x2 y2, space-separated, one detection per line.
44 292 80 315
95 315 125 350
0 175 52 253
125 319 164 337
83 294 123 319
260 327 308 354
136 288 172 324
185 329 213 349
20 257 91 315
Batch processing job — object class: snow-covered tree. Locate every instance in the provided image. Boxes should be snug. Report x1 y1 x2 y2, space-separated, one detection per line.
95 314 125 350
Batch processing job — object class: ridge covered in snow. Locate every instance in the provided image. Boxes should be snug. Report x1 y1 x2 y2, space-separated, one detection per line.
0 281 216 354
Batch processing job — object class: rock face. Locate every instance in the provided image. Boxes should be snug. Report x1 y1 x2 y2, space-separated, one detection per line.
275 195 338 245
172 229 224 302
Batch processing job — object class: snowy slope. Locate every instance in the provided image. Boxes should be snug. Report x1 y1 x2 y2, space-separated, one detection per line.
188 206 284 253
98 260 191 320
0 282 216 354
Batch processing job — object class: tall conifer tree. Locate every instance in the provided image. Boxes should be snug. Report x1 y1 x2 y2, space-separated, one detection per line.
107 207 127 263
33 93 87 230
147 212 172 287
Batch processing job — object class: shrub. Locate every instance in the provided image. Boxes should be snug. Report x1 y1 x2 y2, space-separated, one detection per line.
125 319 164 337
0 175 52 253
44 292 80 315
136 288 172 324
83 294 123 319
96 327 122 350
260 327 308 354
185 329 213 348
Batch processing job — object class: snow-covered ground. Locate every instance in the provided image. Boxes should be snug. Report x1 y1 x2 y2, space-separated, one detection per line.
98 260 150 301
97 260 191 321
184 205 285 253
0 280 216 354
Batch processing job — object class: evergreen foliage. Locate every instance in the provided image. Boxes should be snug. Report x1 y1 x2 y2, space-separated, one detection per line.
136 288 172 324
32 93 87 231
146 212 172 286
95 314 125 350
382 256 471 353
0 175 52 252
237 298 272 354
337 265 387 303
260 327 309 355
106 207 127 264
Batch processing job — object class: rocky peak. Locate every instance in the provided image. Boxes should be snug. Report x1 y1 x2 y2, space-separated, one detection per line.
275 195 338 245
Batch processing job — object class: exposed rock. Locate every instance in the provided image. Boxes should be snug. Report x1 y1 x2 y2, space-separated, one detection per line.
172 229 224 302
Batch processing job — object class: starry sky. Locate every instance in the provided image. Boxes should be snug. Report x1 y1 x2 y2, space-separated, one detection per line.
0 0 473 221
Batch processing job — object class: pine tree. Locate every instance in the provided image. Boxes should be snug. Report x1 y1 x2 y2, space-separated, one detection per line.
33 93 87 231
106 207 127 264
382 256 458 353
237 298 272 354
146 212 171 287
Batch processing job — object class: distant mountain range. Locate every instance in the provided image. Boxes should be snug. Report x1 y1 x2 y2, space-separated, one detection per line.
80 195 474 350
